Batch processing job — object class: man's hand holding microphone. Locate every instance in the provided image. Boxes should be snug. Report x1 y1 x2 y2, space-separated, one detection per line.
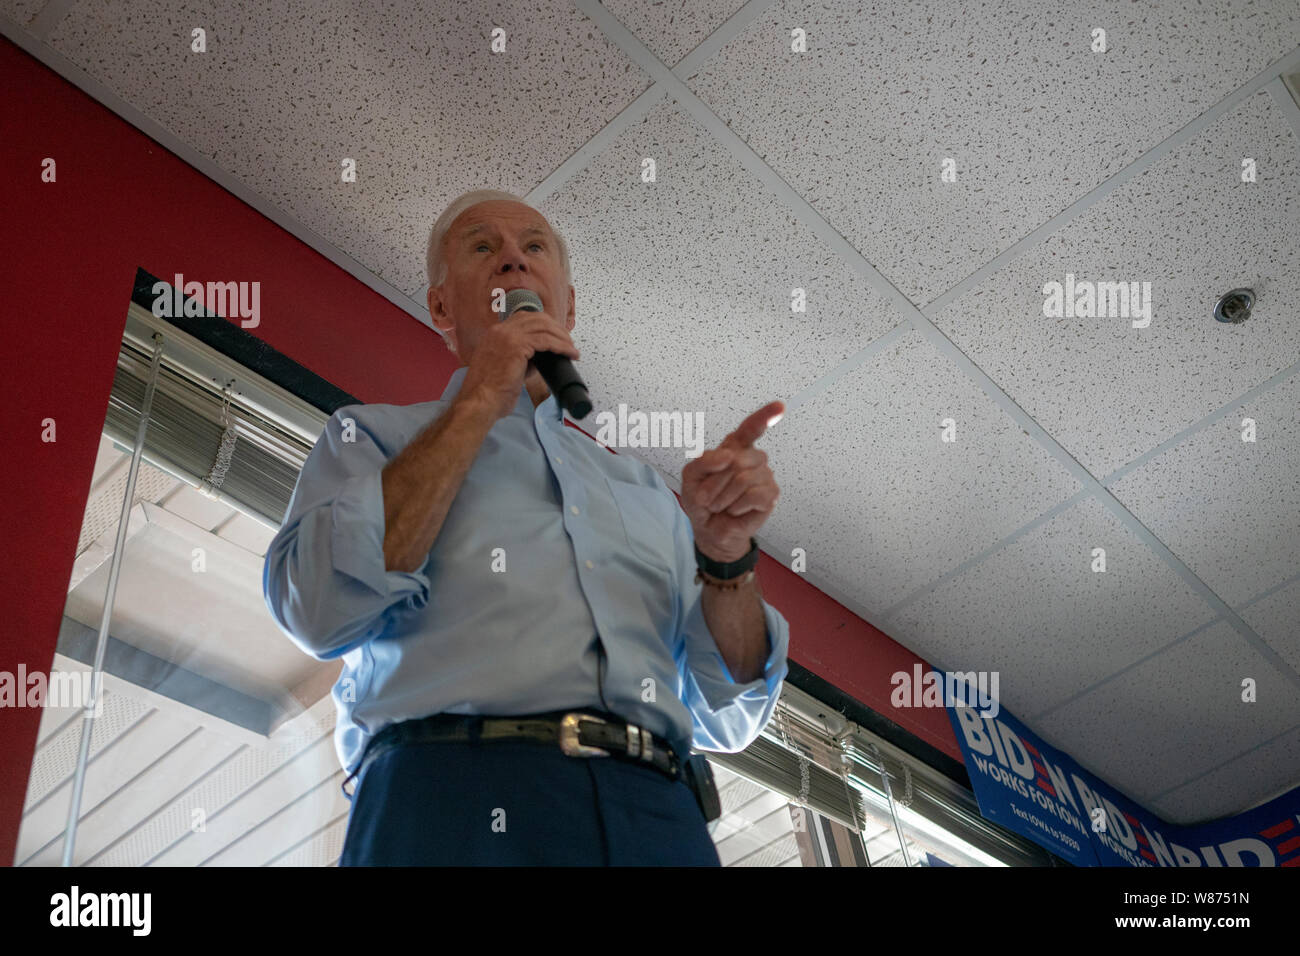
381 292 580 572
457 304 582 422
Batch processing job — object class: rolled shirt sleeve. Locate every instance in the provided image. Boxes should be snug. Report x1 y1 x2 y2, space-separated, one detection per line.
263 405 431 661
652 469 790 754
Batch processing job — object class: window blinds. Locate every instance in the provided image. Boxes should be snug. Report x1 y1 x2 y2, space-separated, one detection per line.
708 684 1052 866
107 302 327 530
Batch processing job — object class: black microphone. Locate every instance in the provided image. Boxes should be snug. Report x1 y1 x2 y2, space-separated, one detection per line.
502 288 592 419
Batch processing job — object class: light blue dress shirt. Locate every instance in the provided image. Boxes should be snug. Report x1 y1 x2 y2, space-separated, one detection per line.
263 366 790 777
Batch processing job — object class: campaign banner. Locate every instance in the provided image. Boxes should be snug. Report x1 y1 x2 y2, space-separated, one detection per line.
1058 758 1170 867
1175 787 1300 867
942 682 1098 865
939 668 1300 866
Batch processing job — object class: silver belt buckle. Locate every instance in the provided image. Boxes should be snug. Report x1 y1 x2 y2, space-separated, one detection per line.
626 724 654 762
559 712 610 757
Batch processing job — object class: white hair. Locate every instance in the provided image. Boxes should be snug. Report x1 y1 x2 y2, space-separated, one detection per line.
425 189 572 349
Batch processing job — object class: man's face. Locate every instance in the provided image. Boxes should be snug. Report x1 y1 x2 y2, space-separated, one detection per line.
428 200 576 366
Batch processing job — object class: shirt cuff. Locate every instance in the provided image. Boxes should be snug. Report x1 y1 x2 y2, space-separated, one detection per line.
681 584 790 697
330 468 430 612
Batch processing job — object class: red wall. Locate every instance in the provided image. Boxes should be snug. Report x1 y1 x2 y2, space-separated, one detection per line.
0 38 959 865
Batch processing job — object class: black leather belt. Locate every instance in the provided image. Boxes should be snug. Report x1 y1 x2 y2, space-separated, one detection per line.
343 708 721 822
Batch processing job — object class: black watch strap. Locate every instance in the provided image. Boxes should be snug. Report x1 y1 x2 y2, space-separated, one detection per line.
694 537 758 579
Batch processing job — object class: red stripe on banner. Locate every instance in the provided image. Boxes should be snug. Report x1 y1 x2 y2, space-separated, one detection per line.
1140 849 1156 863
1275 834 1300 855
1280 855 1300 867
1135 831 1149 846
1260 819 1295 839
1023 741 1041 756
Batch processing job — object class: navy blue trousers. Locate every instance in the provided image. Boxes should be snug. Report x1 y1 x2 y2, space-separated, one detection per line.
338 738 721 866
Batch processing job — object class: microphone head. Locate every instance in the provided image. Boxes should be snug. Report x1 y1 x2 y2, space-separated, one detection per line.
503 287 544 319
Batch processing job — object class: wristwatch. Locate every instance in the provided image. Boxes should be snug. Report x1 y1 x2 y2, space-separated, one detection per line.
694 537 758 589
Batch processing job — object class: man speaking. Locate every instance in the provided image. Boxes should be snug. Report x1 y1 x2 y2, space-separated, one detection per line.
263 189 791 865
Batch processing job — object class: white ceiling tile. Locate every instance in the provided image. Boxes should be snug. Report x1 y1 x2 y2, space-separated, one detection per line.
725 329 1080 620
930 89 1300 479
887 495 1218 719
44 0 652 295
0 0 43 28
541 96 910 463
602 0 748 68
1147 726 1300 826
685 0 1300 304
1109 371 1300 608
1034 621 1300 808
1238 576 1300 675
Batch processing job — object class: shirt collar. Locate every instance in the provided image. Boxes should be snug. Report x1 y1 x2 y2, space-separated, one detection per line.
439 365 564 424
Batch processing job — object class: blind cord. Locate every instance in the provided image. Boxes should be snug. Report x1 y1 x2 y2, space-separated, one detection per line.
199 379 239 498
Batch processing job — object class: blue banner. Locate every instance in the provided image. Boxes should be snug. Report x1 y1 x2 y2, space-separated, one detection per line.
944 690 1098 865
939 669 1300 866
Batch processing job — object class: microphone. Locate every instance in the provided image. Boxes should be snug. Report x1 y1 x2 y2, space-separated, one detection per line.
502 288 592 419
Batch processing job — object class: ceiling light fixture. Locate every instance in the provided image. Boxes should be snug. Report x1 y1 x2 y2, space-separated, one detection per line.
1213 288 1255 324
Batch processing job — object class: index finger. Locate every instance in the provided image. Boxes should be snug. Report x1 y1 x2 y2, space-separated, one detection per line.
721 400 785 449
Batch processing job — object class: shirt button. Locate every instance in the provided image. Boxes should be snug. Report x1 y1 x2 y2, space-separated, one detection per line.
585 560 594 570
555 457 563 464
570 505 580 515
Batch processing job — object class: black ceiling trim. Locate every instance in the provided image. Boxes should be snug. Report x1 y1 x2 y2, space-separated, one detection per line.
131 267 359 415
